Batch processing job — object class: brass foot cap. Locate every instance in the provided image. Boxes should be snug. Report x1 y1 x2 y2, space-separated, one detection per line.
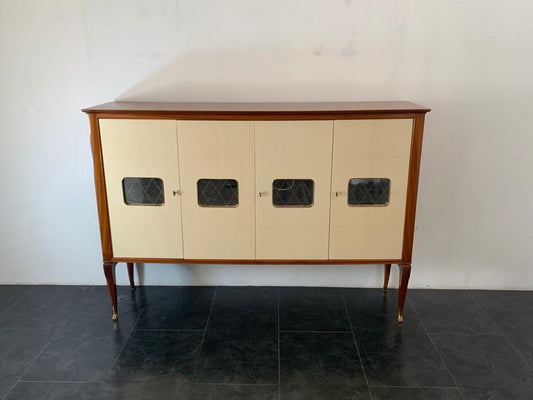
397 310 404 323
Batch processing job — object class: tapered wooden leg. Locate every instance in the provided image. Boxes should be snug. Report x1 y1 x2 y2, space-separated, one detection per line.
382 264 392 295
103 262 118 321
127 262 135 291
397 263 411 323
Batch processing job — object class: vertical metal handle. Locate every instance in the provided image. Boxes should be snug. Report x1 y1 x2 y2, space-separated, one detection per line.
335 191 346 197
173 190 181 196
259 191 269 197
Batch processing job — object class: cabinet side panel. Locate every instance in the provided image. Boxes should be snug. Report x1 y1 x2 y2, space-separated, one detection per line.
99 119 183 258
329 119 413 259
255 121 333 259
177 121 255 259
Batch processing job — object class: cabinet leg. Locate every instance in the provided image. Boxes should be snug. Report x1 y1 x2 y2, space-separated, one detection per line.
382 264 392 295
397 263 411 323
103 262 118 321
127 262 135 291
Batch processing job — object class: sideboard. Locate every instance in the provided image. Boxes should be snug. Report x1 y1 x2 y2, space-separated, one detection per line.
82 101 430 322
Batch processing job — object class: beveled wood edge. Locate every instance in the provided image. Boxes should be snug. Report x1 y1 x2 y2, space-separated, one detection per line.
87 111 427 121
108 258 404 265
401 114 425 262
89 114 113 260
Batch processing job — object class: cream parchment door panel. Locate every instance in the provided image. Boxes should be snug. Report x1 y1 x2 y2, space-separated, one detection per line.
99 119 183 258
329 119 413 259
255 121 333 259
177 121 255 259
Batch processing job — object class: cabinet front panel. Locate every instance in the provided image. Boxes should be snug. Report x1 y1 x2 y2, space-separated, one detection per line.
329 119 413 259
99 119 183 258
255 121 333 259
177 121 255 259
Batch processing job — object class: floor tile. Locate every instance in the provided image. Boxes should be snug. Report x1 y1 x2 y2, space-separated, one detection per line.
370 387 463 400
186 384 279 400
136 286 215 330
22 286 146 381
279 287 350 332
470 290 533 368
0 328 56 399
107 330 204 383
0 286 28 317
0 285 92 329
280 332 369 399
96 380 278 400
5 382 101 400
95 379 190 400
194 287 278 384
409 289 499 334
432 333 533 400
343 288 454 387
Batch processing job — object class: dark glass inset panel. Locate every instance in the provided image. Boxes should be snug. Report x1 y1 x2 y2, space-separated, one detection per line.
272 179 314 207
197 179 238 207
122 177 164 205
348 178 390 206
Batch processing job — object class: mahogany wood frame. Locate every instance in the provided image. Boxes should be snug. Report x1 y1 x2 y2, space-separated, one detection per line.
84 101 430 323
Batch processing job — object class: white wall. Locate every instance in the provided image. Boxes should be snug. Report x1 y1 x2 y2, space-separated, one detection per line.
1 0 532 289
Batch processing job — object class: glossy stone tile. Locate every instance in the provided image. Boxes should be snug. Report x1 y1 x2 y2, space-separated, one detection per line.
280 332 369 399
370 387 463 400
186 384 279 400
279 287 350 332
0 285 92 329
432 333 533 400
96 378 190 400
409 289 499 334
194 287 278 384
108 330 203 383
470 290 533 368
0 286 28 317
343 288 454 387
0 328 56 399
96 380 278 400
23 286 146 381
136 286 215 330
5 382 101 400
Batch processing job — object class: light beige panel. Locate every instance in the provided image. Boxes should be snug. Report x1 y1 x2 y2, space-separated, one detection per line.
177 121 255 259
99 119 183 258
329 119 413 259
255 121 333 259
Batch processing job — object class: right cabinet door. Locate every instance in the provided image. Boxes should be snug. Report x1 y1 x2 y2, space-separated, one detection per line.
329 119 413 260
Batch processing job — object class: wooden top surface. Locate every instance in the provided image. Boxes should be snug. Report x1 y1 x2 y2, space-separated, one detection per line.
82 101 430 116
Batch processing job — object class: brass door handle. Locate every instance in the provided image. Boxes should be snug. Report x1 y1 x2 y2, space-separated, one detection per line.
335 191 346 197
259 191 269 197
173 190 181 196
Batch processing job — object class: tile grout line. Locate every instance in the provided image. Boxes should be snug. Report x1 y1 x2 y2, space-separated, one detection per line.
340 289 373 400
407 297 467 400
134 328 205 332
104 299 148 381
279 330 353 334
467 290 533 372
2 286 97 400
191 286 218 381
278 287 281 400
368 384 461 389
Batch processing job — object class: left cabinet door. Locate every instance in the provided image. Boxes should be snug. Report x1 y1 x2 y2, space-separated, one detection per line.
99 119 183 258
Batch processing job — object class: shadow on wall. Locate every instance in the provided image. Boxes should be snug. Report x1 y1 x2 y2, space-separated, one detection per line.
115 48 404 102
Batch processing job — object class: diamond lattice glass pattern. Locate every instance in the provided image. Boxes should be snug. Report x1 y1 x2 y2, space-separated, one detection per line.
197 179 239 207
122 177 164 205
272 179 314 207
348 178 390 206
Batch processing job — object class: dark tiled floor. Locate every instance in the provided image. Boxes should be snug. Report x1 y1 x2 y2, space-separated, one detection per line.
1 286 533 399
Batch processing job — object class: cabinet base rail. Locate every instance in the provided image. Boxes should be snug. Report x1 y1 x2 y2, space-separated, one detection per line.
102 262 412 323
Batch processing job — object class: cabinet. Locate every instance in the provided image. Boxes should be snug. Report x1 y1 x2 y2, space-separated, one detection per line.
83 101 430 323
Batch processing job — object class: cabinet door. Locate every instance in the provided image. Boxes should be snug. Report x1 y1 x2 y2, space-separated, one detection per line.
177 121 255 259
99 119 183 258
329 119 413 260
255 121 333 259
